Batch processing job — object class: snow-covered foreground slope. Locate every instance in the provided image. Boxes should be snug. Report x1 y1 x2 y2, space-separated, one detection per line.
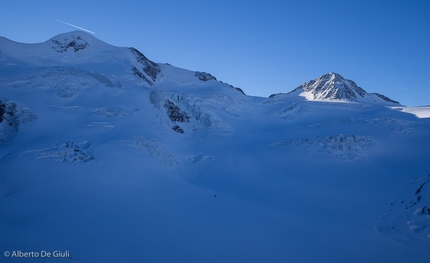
1 31 430 263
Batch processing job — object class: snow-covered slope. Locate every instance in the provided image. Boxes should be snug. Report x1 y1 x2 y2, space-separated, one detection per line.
1 31 430 263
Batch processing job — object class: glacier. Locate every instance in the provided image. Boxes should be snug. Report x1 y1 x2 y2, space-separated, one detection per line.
1 31 430 263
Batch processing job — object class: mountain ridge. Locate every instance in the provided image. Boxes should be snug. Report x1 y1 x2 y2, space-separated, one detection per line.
1 31 430 263
0 31 399 104
270 72 400 105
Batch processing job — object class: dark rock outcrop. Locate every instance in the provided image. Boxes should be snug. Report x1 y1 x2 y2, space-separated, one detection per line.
51 36 89 53
129 47 160 82
172 125 184 134
195 71 217 82
132 66 153 86
164 99 190 123
0 101 5 123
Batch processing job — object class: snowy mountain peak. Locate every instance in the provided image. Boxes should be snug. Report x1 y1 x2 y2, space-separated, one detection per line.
320 72 345 82
270 72 400 105
0 31 121 67
292 72 368 100
48 31 111 52
49 33 90 53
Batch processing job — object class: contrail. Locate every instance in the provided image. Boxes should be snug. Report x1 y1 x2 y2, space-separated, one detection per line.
54 19 95 34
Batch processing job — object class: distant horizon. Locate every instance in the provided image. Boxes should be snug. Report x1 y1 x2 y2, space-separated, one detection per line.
1 0 429 106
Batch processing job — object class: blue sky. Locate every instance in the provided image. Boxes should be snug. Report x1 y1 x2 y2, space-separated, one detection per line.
1 0 429 106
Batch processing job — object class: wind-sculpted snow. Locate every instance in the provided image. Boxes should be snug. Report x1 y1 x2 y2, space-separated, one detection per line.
91 106 139 118
85 121 116 129
376 174 430 242
15 67 122 98
20 141 94 162
123 137 179 167
123 137 216 167
302 117 419 135
41 67 118 86
275 103 309 120
2 67 116 95
273 134 372 159
47 104 139 118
